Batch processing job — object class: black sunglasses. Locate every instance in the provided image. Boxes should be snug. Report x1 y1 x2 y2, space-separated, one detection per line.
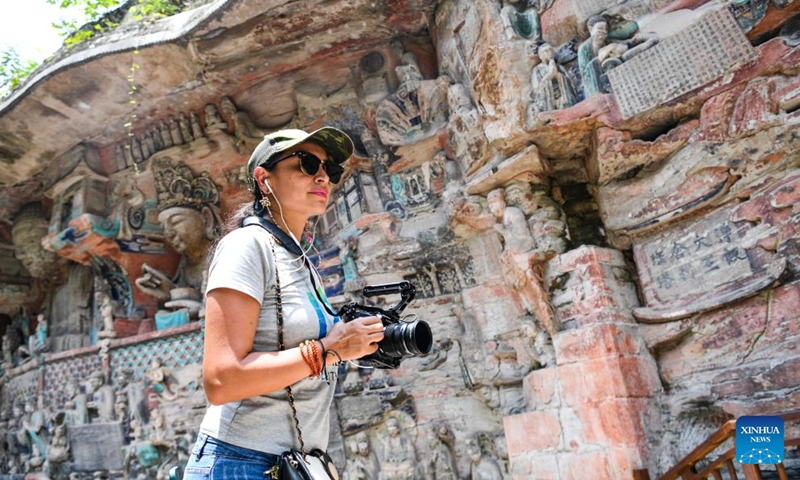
274 150 344 184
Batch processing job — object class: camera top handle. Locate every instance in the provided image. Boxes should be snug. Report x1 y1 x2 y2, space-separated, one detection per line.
361 281 416 316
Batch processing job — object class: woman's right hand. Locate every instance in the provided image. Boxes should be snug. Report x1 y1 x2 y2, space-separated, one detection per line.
323 316 385 361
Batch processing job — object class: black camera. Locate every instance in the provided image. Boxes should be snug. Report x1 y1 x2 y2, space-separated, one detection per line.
338 281 433 369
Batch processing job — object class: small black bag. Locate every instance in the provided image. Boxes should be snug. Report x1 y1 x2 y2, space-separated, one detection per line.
278 449 338 480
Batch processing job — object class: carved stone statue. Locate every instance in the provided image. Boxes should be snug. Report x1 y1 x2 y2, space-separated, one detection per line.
220 96 265 153
426 423 458 480
64 377 89 426
379 417 417 480
376 52 450 146
2 334 13 369
465 436 504 480
343 432 380 480
115 367 147 427
578 15 612 98
22 396 48 468
338 237 359 283
86 370 116 423
136 161 221 323
96 292 118 339
578 15 658 98
528 43 577 124
145 357 178 401
487 189 535 255
44 413 71 480
204 103 226 131
32 313 49 353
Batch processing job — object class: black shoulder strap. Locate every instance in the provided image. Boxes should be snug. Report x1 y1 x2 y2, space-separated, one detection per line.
242 216 303 256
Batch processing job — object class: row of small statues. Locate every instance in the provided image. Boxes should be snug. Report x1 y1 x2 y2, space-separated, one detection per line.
342 419 505 480
0 360 198 478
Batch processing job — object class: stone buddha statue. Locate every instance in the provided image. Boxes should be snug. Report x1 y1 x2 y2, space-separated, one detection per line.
135 160 220 326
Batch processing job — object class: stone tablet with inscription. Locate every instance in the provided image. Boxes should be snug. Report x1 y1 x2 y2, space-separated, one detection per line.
68 422 125 471
631 175 799 321
609 7 756 119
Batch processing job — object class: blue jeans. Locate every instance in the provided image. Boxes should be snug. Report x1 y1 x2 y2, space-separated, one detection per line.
183 433 280 479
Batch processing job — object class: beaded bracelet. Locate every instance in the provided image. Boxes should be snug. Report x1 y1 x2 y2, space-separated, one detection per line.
299 340 321 377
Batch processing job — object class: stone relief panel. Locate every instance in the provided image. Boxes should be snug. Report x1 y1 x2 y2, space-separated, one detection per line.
402 245 478 299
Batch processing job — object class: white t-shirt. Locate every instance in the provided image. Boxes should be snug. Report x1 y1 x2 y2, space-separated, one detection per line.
199 224 339 454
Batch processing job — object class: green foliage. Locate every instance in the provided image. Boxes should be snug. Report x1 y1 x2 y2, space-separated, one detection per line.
1 0 186 98
0 48 41 98
46 0 187 47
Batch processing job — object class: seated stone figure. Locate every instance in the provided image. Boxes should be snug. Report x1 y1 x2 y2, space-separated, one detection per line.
528 42 577 126
379 417 417 480
136 161 221 326
86 370 116 423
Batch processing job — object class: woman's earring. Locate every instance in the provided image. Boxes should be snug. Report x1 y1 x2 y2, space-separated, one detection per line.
260 195 271 209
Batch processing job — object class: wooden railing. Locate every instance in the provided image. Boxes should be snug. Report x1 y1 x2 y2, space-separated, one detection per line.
633 410 800 480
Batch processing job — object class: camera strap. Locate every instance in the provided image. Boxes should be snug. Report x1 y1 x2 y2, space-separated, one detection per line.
242 216 339 318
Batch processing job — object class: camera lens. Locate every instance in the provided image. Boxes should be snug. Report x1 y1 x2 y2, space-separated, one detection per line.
381 320 433 358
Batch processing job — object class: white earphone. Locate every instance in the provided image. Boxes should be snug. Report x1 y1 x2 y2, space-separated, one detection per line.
263 178 273 193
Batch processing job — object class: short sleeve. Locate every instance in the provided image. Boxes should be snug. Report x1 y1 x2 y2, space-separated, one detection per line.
205 226 273 304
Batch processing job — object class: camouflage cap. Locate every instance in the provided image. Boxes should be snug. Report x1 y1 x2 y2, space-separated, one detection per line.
246 127 355 192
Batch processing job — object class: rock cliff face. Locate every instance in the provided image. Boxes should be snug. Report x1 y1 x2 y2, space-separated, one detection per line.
0 0 799 478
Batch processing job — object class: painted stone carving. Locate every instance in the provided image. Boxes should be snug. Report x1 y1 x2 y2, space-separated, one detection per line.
527 43 577 126
488 189 535 255
86 371 116 423
487 187 559 334
376 52 450 146
32 313 49 353
64 377 89 426
96 292 118 339
136 161 220 321
204 103 226 131
608 8 755 119
577 15 658 99
220 96 266 154
500 0 542 42
338 237 359 283
110 175 145 242
43 413 71 480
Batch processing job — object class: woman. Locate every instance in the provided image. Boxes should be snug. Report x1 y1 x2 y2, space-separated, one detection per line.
183 128 385 479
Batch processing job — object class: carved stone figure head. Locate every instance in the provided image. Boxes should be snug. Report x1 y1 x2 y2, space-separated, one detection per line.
587 15 608 43
538 43 554 63
486 189 506 219
157 206 217 260
355 431 371 455
11 203 59 278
